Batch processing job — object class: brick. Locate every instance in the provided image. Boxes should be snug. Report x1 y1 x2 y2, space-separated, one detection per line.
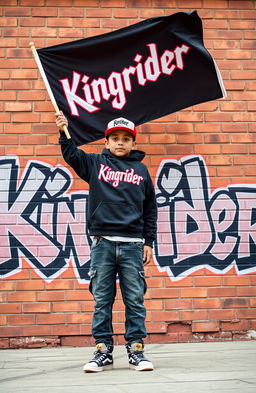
178 112 203 122
20 17 45 26
222 123 248 132
180 310 208 320
166 123 193 133
37 291 65 302
205 155 232 166
166 145 194 155
195 123 221 133
236 310 256 319
5 146 34 156
0 327 23 337
19 135 47 145
8 292 36 302
0 91 16 100
15 280 45 291
31 7 58 16
151 311 180 322
59 8 84 17
181 288 207 298
51 325 80 336
144 299 163 310
101 0 125 6
0 17 17 26
0 315 7 325
222 144 247 154
220 102 246 111
237 287 256 296
7 315 36 325
177 135 202 144
167 322 192 333
37 314 65 324
5 102 32 111
192 321 220 333
194 277 222 287
66 314 92 324
195 144 221 155
194 298 221 309
149 134 175 144
61 335 88 347
35 145 60 156
64 289 92 301
59 28 83 38
222 298 249 308
232 70 256 80
23 303 51 313
5 123 32 133
0 338 10 349
150 288 179 299
52 302 80 312
46 280 74 290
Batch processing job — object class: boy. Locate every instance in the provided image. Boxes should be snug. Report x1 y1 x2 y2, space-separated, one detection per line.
56 113 157 372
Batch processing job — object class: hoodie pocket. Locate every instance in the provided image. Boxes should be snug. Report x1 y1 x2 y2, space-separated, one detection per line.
90 202 141 231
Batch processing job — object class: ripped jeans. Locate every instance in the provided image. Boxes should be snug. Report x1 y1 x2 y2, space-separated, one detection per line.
89 237 147 348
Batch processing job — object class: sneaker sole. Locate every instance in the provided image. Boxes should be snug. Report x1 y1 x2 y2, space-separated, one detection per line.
129 364 154 371
83 364 113 373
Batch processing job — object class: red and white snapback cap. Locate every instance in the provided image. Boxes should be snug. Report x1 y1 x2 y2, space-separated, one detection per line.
105 117 137 139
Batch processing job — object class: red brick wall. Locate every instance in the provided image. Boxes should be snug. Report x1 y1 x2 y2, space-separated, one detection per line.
0 0 256 349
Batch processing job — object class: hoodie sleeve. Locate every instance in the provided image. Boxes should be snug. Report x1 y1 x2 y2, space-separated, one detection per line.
143 171 157 247
59 132 94 183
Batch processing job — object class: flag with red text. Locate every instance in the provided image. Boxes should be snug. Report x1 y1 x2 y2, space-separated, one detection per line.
37 11 226 146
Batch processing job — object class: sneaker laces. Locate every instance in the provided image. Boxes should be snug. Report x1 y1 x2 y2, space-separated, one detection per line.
92 349 109 362
131 350 145 363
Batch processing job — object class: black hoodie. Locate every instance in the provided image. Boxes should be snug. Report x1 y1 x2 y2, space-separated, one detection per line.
59 135 157 247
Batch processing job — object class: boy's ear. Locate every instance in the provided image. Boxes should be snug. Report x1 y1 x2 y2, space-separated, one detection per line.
132 141 136 150
105 138 109 147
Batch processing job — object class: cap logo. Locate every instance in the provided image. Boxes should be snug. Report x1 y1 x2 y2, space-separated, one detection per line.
105 117 136 138
113 119 129 127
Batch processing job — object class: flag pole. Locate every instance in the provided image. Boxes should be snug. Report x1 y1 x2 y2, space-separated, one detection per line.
29 42 71 139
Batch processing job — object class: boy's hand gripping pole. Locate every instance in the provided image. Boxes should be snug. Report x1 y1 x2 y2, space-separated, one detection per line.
29 42 71 139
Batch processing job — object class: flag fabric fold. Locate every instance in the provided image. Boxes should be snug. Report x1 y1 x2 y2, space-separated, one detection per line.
37 11 226 146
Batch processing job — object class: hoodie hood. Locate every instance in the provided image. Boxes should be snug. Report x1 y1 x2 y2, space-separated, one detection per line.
101 148 145 162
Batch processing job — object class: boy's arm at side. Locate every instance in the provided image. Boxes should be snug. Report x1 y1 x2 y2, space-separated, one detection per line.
143 172 158 255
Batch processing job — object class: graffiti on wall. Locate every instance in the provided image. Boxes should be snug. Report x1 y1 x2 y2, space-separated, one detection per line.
0 155 255 282
154 156 256 280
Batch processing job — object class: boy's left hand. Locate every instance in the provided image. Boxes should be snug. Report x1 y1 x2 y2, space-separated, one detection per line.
143 245 153 265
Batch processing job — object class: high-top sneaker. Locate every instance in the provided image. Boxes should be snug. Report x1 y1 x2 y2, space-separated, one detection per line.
126 342 154 371
83 343 113 373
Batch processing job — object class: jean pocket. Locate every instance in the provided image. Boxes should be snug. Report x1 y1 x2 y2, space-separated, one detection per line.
91 237 102 250
89 269 96 294
135 242 144 250
139 270 147 294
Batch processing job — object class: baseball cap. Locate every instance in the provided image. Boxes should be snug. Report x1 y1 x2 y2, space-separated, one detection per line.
105 117 137 139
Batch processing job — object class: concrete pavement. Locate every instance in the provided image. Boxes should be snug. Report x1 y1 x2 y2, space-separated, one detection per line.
0 341 256 393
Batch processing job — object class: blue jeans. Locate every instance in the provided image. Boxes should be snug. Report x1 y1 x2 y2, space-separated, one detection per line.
89 237 147 347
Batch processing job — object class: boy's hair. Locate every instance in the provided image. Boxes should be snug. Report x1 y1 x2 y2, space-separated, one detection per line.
105 117 137 140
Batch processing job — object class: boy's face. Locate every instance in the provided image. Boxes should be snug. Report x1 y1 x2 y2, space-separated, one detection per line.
105 130 136 157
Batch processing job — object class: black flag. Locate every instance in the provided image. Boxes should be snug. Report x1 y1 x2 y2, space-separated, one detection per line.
37 11 226 146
